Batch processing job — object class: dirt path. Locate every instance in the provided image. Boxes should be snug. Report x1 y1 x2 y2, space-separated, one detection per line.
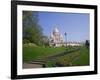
23 63 43 69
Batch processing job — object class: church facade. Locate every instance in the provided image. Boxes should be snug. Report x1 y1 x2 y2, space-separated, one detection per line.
49 27 64 47
49 27 82 47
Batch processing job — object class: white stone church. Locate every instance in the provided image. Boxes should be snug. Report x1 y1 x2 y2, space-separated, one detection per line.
49 27 82 47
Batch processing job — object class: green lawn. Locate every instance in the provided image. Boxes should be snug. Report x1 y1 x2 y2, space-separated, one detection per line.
71 47 89 66
23 46 66 62
54 46 89 66
23 45 89 67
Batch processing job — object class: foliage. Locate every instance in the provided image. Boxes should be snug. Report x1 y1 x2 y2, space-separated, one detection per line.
85 40 89 48
23 11 43 45
41 36 49 47
23 39 30 44
24 43 37 47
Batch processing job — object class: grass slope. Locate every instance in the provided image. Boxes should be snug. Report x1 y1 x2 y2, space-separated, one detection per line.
23 46 66 62
71 47 89 66
55 46 89 66
23 45 89 67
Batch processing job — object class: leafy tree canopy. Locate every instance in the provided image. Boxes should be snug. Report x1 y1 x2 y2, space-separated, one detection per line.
23 11 43 45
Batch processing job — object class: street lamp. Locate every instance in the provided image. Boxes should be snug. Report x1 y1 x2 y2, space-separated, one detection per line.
64 32 67 47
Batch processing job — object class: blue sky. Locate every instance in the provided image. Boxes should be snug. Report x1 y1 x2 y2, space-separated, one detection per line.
38 11 90 42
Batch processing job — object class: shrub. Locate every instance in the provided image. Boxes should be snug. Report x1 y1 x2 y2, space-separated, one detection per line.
23 43 37 47
23 39 30 44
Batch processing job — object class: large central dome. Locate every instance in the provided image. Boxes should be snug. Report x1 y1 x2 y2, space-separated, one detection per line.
53 27 59 33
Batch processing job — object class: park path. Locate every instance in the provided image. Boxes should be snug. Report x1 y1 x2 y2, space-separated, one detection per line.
23 63 43 69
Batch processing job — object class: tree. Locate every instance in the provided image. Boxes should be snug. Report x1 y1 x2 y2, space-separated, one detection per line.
41 36 49 47
23 11 43 45
85 40 89 48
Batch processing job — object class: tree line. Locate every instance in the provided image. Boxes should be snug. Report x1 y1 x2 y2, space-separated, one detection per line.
23 11 49 46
